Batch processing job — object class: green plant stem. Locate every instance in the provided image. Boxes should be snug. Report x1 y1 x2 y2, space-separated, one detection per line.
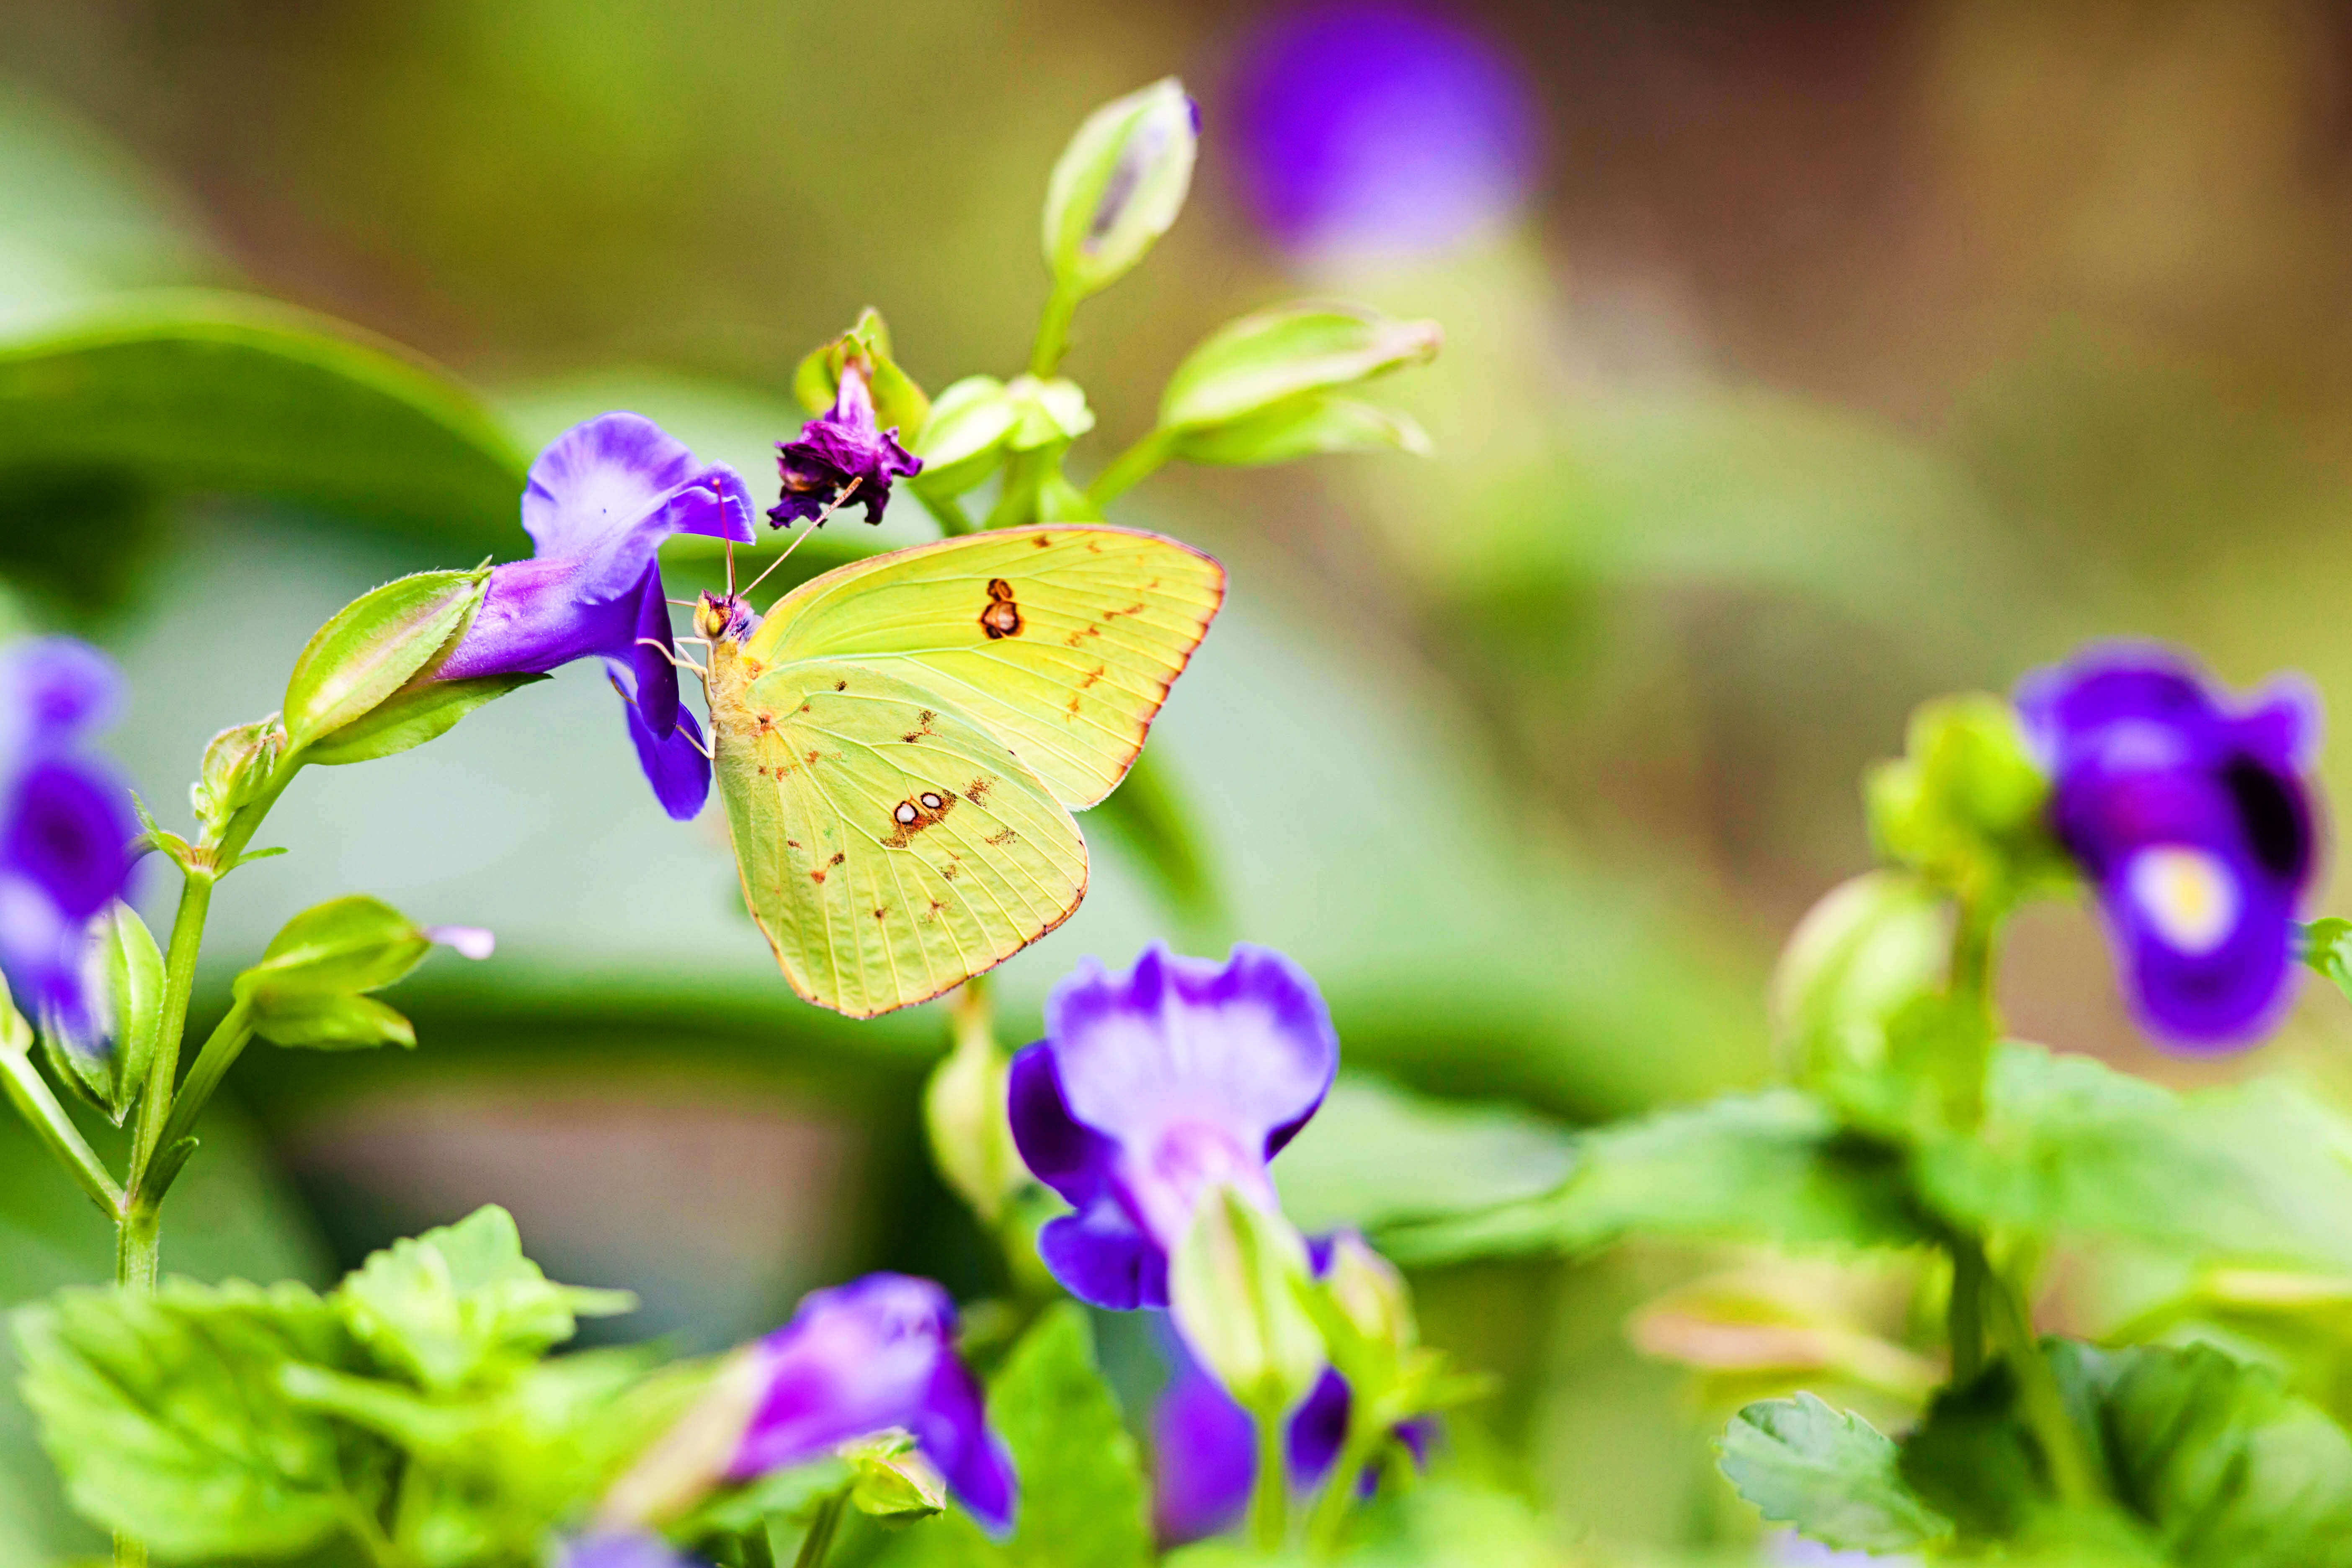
1084 429 1173 509
1305 1415 1385 1555
153 998 253 1156
1248 1404 1290 1553
1029 281 1081 377
123 870 213 1204
1943 891 1999 1130
1946 1236 1986 1384
793 1490 850 1568
1983 1264 2099 1506
925 490 977 536
0 1046 122 1216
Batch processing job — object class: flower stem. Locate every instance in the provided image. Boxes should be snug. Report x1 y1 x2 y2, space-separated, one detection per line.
1083 430 1173 511
120 868 213 1258
1029 281 1081 378
1248 1405 1290 1553
1304 1415 1384 1555
1983 1263 2099 1506
1946 1235 1987 1384
152 998 253 1160
0 1042 122 1217
792 1490 850 1568
925 491 977 536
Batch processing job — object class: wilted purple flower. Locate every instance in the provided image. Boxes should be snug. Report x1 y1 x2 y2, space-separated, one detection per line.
768 364 921 528
728 1273 1012 1534
1230 3 1542 259
1008 945 1339 1310
2016 642 2321 1048
0 639 135 1049
1153 1336 1429 1546
436 413 754 821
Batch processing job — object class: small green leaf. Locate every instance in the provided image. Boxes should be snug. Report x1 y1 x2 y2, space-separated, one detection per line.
1718 1392 1953 1553
1159 304 1441 432
1169 1186 1326 1416
333 1204 634 1392
235 893 432 1005
1169 396 1430 468
2296 917 2352 1002
189 716 288 837
847 1430 947 1521
97 902 161 1123
13 1279 369 1562
304 670 545 766
1380 1089 1932 1266
681 1456 854 1542
1897 1361 2050 1541
879 1305 1150 1568
1042 78 1197 299
250 993 415 1051
281 567 487 750
910 376 1020 500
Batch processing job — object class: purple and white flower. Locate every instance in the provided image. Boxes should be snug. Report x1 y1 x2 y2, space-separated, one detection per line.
2016 642 2322 1047
1008 944 1339 1310
0 638 136 1049
768 363 921 529
436 413 754 821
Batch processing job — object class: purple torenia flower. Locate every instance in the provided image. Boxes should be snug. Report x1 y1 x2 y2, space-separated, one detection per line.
1230 3 1542 260
0 639 135 1049
769 364 921 528
558 1534 702 1568
732 1274 1014 1534
1009 945 1339 1310
436 413 753 820
1153 1342 1429 1546
2016 642 2321 1048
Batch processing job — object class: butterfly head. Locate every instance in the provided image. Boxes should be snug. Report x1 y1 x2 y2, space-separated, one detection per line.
695 590 760 647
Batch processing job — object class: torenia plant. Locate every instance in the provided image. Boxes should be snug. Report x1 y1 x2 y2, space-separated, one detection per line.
1393 641 2352 1564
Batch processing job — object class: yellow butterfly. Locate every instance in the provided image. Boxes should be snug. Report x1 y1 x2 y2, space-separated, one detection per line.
694 525 1224 1017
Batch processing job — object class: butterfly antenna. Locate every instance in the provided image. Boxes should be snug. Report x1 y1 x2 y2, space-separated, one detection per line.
608 671 715 758
739 477 861 602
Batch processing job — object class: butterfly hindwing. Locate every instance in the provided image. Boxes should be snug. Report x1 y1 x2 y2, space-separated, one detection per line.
745 525 1224 808
713 658 1087 1017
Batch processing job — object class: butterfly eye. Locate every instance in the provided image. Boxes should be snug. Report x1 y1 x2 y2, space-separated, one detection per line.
920 792 945 811
893 801 919 826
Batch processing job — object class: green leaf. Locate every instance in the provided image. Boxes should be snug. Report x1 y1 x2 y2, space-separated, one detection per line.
235 893 433 1004
1274 1074 1572 1238
909 376 1020 500
1041 78 1197 299
13 1279 371 1562
1718 1392 1953 1553
1168 395 1430 468
304 670 545 766
2296 918 2352 1003
1897 1360 2051 1540
1379 1089 1932 1266
682 1456 853 1542
0 290 525 539
1006 376 1094 450
281 567 488 750
249 993 416 1051
881 1305 1150 1568
1169 1187 1326 1416
96 902 161 1123
333 1204 634 1392
1089 744 1224 935
1159 304 1441 432
1912 1043 2352 1272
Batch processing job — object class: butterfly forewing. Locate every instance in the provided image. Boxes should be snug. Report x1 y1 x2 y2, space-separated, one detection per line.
713 658 1087 1017
745 525 1224 808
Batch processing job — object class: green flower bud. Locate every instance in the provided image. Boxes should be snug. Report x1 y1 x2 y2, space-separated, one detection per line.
844 1430 947 1521
910 377 1021 500
1771 871 1949 1081
1169 1184 1326 1417
1866 694 2071 911
794 307 930 439
923 987 1025 1224
1042 78 1198 299
191 716 287 836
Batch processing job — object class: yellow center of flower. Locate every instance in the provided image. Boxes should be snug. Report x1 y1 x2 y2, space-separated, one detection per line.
2127 846 2240 956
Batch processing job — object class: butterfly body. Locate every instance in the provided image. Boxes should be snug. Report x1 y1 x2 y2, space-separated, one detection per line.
699 525 1224 1017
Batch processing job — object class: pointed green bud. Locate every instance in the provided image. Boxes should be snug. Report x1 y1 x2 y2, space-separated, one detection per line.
1169 1184 1326 1417
191 717 288 836
844 1430 947 1521
598 1350 769 1528
235 896 489 1050
1771 872 1949 1081
1160 304 1441 433
1323 1233 1415 1360
910 376 1021 500
923 986 1025 1223
1866 694 2071 910
281 569 487 752
1043 78 1197 299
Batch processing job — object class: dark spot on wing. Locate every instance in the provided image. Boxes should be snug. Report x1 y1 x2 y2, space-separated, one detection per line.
965 777 992 804
836 679 848 691
902 709 938 744
1080 665 1105 689
982 578 1024 640
985 826 1019 846
830 852 846 867
882 789 958 849
810 869 826 884
805 750 819 764
1033 534 1052 548
1102 601 1145 621
873 907 888 921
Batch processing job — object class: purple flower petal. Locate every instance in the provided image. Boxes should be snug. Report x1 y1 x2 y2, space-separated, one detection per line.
0 639 120 748
523 413 751 555
1230 3 1542 260
423 925 496 960
1036 1200 1169 1311
3 758 134 923
1006 1041 1115 1209
610 664 710 822
557 1533 704 1568
729 1274 1015 1532
630 573 681 741
2015 642 2324 1048
769 368 922 528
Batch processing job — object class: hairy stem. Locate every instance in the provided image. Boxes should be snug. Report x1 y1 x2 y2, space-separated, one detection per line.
1248 1405 1290 1553
153 998 254 1158
1984 1266 2099 1506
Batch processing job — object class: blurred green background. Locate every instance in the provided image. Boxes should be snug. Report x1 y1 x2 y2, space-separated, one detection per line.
8 1 2352 1562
